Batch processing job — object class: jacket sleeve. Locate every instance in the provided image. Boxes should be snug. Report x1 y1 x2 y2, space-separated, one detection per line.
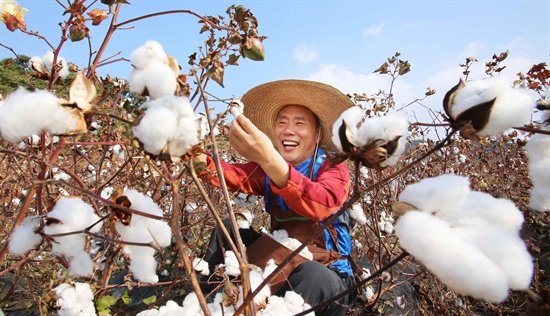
200 156 266 195
270 161 350 221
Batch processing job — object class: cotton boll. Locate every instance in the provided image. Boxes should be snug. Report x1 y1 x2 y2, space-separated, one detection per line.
130 40 169 70
68 250 95 277
229 99 244 119
166 117 200 157
398 174 471 220
461 191 525 232
350 203 367 225
460 224 533 290
331 106 365 151
192 258 210 276
0 88 78 143
356 112 409 148
181 292 202 315
224 250 241 277
249 269 271 304
451 77 535 136
283 290 308 314
54 282 96 316
125 245 159 283
8 216 43 255
395 211 510 303
133 107 177 155
129 61 177 100
525 133 550 212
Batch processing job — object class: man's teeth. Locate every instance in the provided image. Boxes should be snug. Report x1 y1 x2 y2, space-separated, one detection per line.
283 141 298 146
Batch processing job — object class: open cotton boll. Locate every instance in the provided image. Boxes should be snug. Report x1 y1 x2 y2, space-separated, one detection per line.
398 174 471 220
192 258 210 276
454 223 533 290
223 250 241 277
350 203 367 225
126 246 160 283
395 211 510 303
166 117 200 157
42 51 70 79
8 216 43 255
54 282 96 316
0 88 76 143
132 107 178 155
451 77 535 136
525 133 550 212
130 40 169 70
355 112 409 147
181 292 203 315
67 250 96 277
147 95 195 119
249 269 271 304
331 106 365 150
461 191 525 232
129 61 178 100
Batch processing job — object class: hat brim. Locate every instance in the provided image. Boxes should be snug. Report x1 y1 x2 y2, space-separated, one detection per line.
241 80 355 153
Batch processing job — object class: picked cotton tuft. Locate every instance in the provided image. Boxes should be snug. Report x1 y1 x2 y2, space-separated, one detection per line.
9 216 43 255
229 98 245 118
223 250 241 277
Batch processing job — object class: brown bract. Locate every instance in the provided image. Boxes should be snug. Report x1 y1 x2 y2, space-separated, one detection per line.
57 71 97 136
443 78 496 141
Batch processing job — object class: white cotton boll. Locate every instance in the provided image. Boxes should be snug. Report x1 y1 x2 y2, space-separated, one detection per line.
350 203 367 225
224 250 241 277
192 258 210 276
395 211 510 303
129 61 177 100
0 87 79 143
181 292 202 315
41 51 55 68
283 290 308 314
130 40 169 70
459 224 533 290
331 106 365 150
68 250 95 277
166 117 200 157
133 107 177 155
452 77 536 136
147 95 194 118
356 112 409 147
249 269 271 304
398 174 471 220
461 191 524 232
54 282 96 316
136 309 159 316
525 133 550 212
9 216 43 255
125 245 159 283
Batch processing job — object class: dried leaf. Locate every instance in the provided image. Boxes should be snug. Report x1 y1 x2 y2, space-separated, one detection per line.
206 61 225 88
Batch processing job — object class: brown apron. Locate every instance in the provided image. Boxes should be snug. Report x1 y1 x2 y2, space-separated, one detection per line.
246 191 345 293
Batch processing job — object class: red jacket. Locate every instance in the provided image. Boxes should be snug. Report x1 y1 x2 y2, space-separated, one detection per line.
202 157 350 221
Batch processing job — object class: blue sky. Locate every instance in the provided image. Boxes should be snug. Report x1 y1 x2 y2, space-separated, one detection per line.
1 0 548 124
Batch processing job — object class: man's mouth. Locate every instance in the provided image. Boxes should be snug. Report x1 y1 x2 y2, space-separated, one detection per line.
282 140 299 149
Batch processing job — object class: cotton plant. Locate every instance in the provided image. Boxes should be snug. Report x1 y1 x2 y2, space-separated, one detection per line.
112 189 172 284
330 106 409 170
41 197 103 277
524 110 550 212
132 94 202 159
443 77 536 141
53 282 96 316
0 72 95 143
393 174 533 303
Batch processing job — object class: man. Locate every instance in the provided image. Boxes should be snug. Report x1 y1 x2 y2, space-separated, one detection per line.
198 79 356 316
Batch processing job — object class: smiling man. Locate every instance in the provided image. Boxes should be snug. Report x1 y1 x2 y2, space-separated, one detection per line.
198 79 356 316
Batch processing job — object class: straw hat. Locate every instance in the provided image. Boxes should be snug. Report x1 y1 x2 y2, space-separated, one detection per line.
241 79 355 152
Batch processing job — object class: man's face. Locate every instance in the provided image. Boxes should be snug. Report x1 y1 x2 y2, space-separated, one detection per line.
274 105 320 166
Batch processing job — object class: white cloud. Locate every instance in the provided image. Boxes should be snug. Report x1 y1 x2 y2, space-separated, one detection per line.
293 44 318 63
363 21 386 36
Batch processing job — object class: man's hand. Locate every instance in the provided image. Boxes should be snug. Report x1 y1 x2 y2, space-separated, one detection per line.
229 115 290 188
